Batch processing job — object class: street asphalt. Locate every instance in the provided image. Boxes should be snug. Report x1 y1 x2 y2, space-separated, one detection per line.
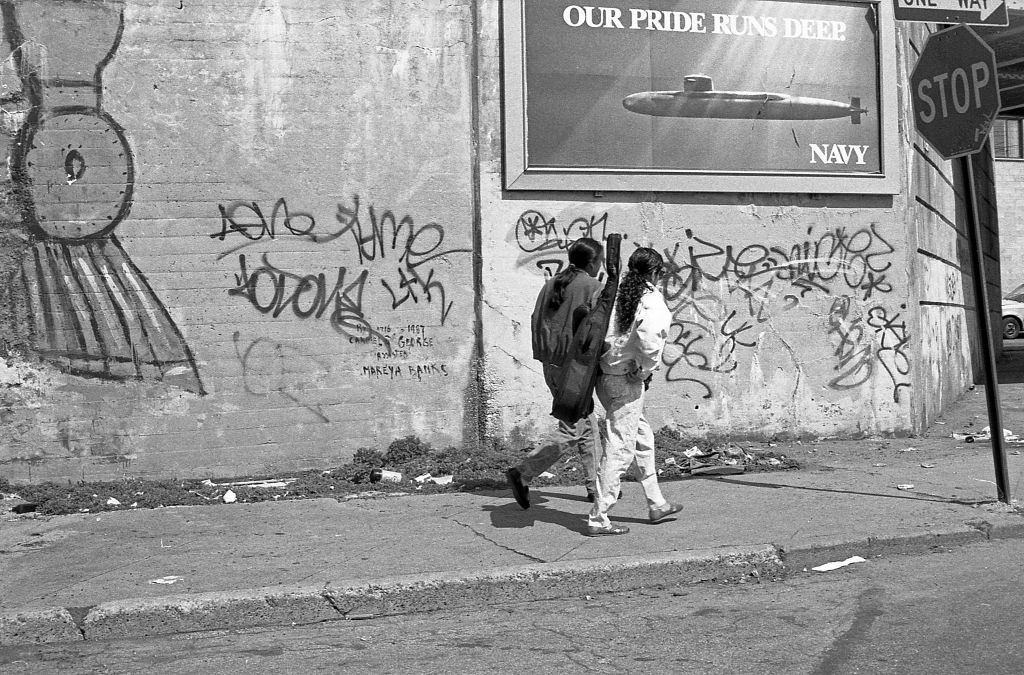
3 376 1024 647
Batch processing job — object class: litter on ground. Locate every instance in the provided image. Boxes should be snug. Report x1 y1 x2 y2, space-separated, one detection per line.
811 556 866 572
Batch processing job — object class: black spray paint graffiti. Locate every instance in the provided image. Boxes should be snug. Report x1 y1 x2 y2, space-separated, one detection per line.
827 298 911 402
334 195 471 325
228 252 391 349
214 196 469 329
657 224 903 399
210 198 346 259
2 1 203 393
232 332 331 422
509 212 905 400
514 210 610 277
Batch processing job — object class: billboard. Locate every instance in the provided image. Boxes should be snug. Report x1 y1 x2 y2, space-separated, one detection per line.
502 0 899 193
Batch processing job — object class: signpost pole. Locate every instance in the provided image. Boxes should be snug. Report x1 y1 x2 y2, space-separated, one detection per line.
963 154 1011 503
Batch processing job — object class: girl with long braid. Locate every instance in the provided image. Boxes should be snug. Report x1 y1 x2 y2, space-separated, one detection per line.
586 247 681 536
506 238 605 509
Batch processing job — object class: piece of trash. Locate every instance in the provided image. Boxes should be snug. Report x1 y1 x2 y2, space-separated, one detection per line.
981 426 1015 439
538 471 556 479
872 463 886 467
664 457 677 466
722 458 740 466
897 447 916 453
369 469 402 484
149 576 184 585
896 484 915 491
683 446 706 458
12 503 37 514
920 463 935 469
691 465 745 476
430 475 454 485
223 489 237 504
811 556 866 572
767 458 782 466
202 478 297 489
106 497 121 506
414 473 433 484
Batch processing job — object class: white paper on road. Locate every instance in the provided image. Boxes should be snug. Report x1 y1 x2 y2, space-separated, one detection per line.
811 556 867 572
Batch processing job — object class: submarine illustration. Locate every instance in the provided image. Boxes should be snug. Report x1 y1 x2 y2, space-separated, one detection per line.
623 75 867 124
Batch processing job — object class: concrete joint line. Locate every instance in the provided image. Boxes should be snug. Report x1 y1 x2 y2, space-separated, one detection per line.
448 516 547 563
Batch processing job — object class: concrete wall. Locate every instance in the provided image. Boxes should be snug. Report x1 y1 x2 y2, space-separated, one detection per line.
479 8 949 444
0 1 980 482
996 158 1024 294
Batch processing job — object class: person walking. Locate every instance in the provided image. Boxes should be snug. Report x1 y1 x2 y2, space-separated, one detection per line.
585 247 681 536
506 238 606 509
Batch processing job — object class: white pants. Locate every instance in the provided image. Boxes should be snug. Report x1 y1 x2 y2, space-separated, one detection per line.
587 373 667 528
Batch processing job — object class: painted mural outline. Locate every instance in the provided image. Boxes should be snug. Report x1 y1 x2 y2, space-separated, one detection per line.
2 0 203 393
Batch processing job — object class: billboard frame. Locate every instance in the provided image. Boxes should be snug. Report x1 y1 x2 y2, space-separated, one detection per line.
501 0 901 194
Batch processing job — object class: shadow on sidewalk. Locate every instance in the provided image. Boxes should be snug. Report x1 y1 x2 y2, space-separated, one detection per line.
703 476 995 506
483 491 672 534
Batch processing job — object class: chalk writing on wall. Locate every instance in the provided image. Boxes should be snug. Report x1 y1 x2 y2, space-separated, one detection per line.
216 196 468 389
2 1 203 393
353 324 449 380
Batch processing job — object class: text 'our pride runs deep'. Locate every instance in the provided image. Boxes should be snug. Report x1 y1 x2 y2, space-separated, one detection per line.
561 5 848 40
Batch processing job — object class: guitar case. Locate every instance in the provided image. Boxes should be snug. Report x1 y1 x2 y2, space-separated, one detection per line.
550 233 622 425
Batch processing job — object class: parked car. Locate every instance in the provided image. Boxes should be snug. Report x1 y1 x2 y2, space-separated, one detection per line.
1003 283 1024 340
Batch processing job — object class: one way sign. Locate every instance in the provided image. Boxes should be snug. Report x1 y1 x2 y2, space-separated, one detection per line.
893 0 1009 27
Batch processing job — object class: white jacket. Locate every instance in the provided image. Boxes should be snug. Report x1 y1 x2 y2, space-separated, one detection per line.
600 283 672 379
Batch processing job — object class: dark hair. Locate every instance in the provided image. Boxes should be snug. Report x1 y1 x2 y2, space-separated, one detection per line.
615 247 664 334
548 238 604 311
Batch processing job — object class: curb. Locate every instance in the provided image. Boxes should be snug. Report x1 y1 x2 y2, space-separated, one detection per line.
6 519 1024 648
1 544 780 646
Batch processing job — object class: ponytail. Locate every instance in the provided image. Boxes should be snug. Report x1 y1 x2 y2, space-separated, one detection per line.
547 237 604 311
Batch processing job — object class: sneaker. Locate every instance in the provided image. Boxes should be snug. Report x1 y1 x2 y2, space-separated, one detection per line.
506 467 530 509
649 502 683 523
584 524 630 536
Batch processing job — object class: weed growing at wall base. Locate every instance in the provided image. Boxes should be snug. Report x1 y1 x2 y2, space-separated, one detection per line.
0 434 798 516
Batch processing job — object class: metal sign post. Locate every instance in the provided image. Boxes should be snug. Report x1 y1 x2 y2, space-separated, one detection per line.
963 156 1012 502
909 24 1010 502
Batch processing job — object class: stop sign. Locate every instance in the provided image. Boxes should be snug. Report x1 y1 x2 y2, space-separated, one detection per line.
910 24 1001 160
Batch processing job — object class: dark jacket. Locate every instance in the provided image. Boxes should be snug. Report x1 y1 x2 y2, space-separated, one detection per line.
531 269 603 372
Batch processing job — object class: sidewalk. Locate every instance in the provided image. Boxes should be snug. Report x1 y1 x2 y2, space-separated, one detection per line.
3 384 1024 646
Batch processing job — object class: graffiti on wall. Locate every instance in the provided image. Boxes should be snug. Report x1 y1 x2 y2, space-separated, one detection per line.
1 0 204 393
514 209 610 277
214 195 469 383
659 224 907 400
827 298 911 401
511 211 909 402
232 332 331 423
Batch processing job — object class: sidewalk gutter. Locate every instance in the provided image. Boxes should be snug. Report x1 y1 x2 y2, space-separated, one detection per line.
2 544 781 646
